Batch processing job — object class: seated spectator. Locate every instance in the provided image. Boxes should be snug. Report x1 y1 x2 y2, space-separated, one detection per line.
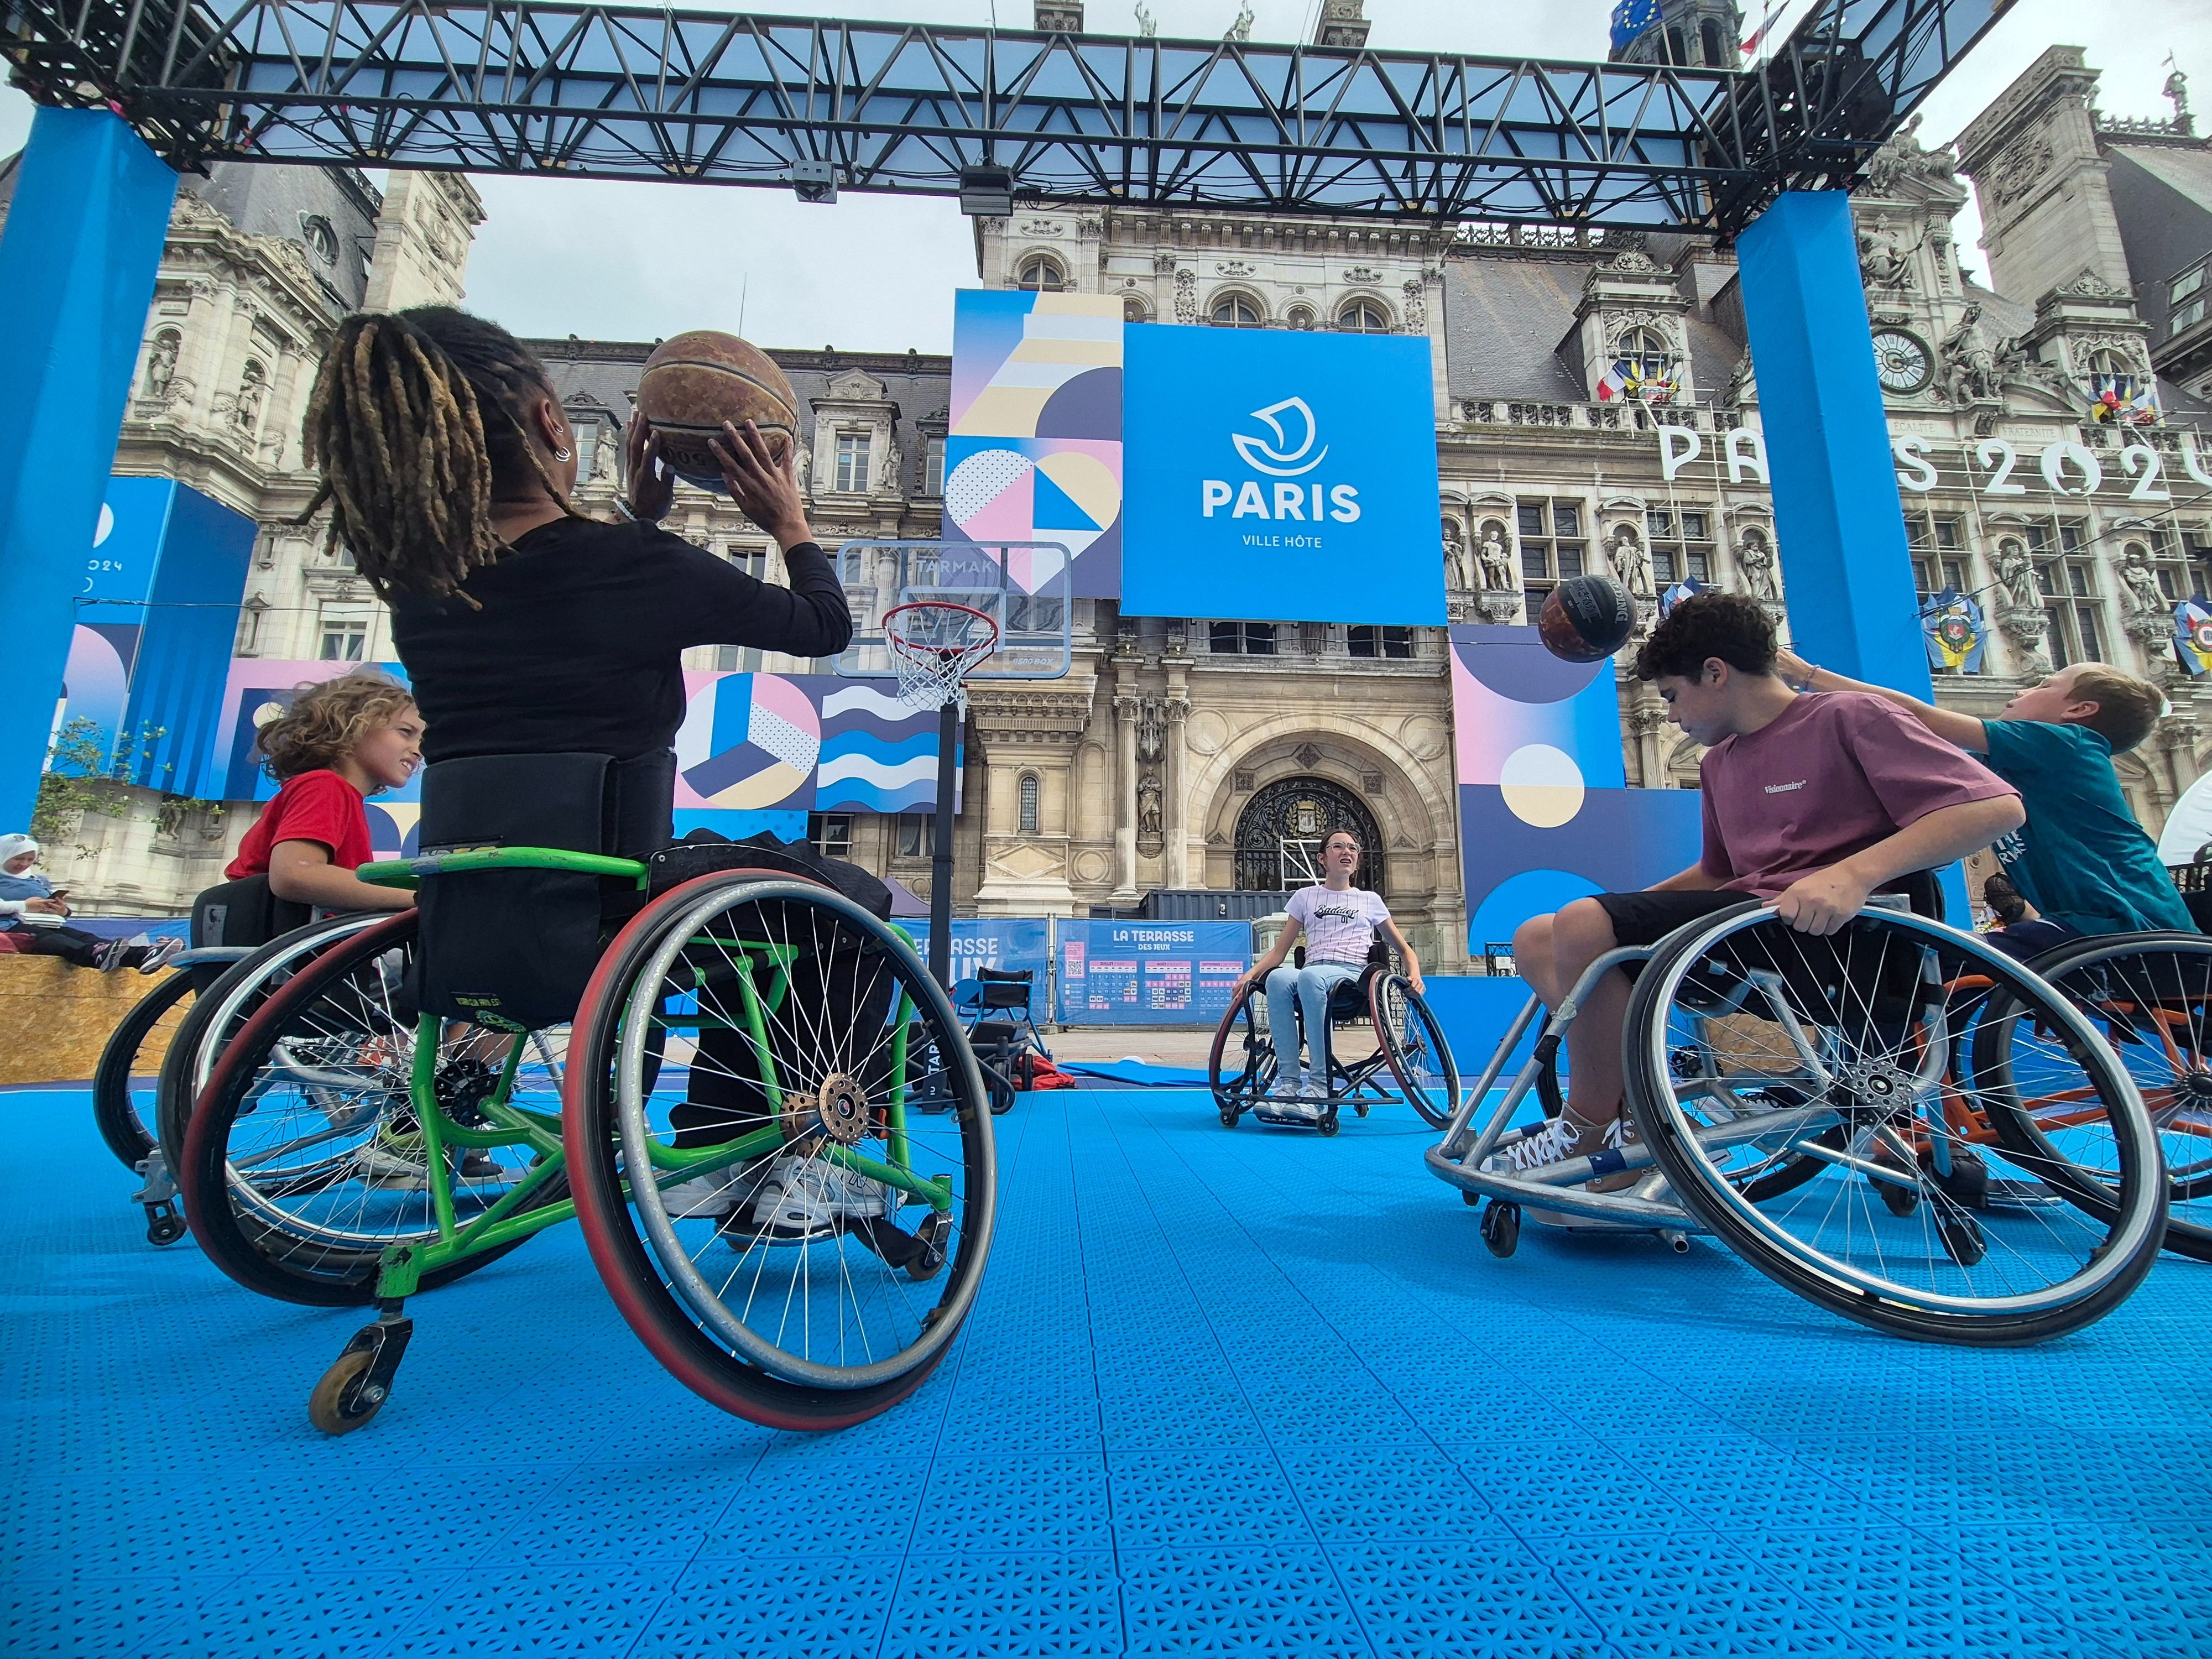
0 834 179 971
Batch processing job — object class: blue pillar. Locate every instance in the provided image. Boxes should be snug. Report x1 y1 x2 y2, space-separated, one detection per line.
0 108 178 834
1738 190 1969 919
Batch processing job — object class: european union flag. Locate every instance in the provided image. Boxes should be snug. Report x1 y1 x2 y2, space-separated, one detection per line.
1610 0 1663 51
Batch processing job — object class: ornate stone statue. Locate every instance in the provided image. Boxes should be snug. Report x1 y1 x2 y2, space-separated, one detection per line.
2119 544 2167 618
1442 520 1469 591
1856 227 1913 290
1736 530 1778 601
1608 525 1653 599
144 332 178 399
1938 305 2001 406
1995 539 2041 613
1992 333 2075 404
1477 525 1516 592
1138 775 1163 838
236 367 265 435
880 437 902 494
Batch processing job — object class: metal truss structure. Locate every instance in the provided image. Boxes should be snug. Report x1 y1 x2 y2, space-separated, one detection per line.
1 0 2008 234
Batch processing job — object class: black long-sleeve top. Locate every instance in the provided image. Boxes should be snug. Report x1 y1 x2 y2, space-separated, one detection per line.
388 517 852 764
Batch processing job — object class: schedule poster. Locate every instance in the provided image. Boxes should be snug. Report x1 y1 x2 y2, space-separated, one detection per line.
1056 921 1251 1026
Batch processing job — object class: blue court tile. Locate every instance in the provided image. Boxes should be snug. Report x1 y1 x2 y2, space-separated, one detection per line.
382 1563 679 1657
1119 1545 1375 1656
915 1453 1112 1552
635 1554 898 1659
704 1456 931 1556
1108 1449 1318 1548
1532 1530 1864 1659
1326 1537 1616 1659
878 1550 1124 1658
1276 1446 1503 1542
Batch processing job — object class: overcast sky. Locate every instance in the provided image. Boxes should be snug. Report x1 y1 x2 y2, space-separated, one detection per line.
0 1 2193 350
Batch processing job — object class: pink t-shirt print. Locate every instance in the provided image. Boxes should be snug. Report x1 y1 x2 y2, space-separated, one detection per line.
1288 884 1392 965
1698 691 2017 899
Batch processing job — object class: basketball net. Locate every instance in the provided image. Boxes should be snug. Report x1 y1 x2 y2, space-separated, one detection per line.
883 601 1000 714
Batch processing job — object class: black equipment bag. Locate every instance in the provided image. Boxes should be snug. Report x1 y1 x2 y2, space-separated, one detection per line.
647 828 893 921
188 875 312 991
413 749 675 1032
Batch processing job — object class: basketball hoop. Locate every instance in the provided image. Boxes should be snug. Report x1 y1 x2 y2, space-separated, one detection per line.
882 601 1000 713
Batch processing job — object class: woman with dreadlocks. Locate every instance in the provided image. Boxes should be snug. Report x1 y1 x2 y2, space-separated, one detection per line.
299 306 848 762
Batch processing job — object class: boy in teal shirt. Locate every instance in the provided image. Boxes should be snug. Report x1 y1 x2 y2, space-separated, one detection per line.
1773 653 2194 940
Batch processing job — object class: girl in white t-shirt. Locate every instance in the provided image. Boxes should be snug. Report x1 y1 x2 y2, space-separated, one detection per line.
1234 829 1425 1111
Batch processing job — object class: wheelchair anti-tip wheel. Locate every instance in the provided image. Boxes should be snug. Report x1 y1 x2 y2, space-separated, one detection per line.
1976 930 2212 1264
565 873 997 1431
181 911 570 1307
1621 904 2166 1345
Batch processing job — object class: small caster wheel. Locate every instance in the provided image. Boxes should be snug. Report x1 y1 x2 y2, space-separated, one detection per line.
309 1347 385 1436
144 1204 186 1246
1462 1188 1481 1208
1938 1211 1986 1268
1927 1146 1989 1209
1875 1176 1919 1218
1481 1200 1520 1258
1354 1100 1371 1118
1218 1105 1241 1129
907 1209 951 1281
1317 1109 1341 1138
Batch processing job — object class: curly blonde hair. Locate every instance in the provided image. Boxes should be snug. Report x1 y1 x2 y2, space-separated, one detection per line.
256 671 416 782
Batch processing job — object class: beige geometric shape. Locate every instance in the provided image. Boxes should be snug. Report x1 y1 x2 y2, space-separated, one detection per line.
990 842 1062 881
1186 710 1229 754
1073 849 1112 885
1399 713 1449 761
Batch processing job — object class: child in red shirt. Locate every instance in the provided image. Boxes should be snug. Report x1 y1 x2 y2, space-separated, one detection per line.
227 672 423 911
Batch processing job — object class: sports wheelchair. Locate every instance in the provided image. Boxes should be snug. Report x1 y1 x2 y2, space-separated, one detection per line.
1428 884 2169 1345
92 877 389 1246
174 752 995 1433
1211 943 1459 1134
958 966 1049 1115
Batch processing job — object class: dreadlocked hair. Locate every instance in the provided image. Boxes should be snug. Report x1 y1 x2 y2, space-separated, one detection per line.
298 307 581 603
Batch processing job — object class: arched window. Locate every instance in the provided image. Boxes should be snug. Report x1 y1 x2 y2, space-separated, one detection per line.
1337 298 1389 333
1018 774 1041 834
1122 294 1150 323
1616 327 1667 357
1209 293 1262 327
1700 18 1725 66
1015 254 1065 292
1284 305 1316 331
1665 26 1688 66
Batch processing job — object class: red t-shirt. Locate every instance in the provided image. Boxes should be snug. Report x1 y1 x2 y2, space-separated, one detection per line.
227 769 374 880
1699 691 2016 898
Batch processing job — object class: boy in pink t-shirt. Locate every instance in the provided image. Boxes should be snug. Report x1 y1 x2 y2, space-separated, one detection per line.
1495 592 2023 1178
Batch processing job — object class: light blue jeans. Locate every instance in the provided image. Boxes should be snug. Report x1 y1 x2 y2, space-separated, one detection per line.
1266 962 1360 1086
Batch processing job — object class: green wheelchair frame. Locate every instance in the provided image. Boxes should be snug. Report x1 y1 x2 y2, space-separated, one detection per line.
299 846 956 1428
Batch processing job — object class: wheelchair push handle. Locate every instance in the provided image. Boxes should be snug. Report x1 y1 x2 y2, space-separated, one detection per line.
355 847 652 890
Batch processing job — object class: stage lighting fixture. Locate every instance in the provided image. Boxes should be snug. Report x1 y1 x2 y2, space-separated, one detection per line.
791 159 838 204
959 166 1016 217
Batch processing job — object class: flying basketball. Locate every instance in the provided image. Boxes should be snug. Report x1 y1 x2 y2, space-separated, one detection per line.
1536 573 1638 663
634 330 800 491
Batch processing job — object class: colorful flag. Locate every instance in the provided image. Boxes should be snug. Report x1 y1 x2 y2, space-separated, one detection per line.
1658 577 1705 618
1609 0 1663 52
1596 354 1679 404
2176 598 2212 676
2088 373 2159 426
1919 588 1987 675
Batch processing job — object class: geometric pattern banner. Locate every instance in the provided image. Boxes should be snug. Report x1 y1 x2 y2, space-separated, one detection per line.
1452 624 1702 956
946 289 1124 599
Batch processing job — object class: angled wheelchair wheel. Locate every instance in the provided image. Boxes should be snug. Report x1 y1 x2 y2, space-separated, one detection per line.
92 970 196 1171
566 873 997 1431
1371 974 1460 1130
181 912 568 1307
154 913 389 1168
1207 986 1276 1126
1623 905 2165 1346
1975 931 2212 1264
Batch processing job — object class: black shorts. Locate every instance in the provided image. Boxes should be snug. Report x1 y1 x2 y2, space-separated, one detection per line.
1592 889 1759 950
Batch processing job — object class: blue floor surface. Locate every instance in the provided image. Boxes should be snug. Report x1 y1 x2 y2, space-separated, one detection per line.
7 1082 2212 1658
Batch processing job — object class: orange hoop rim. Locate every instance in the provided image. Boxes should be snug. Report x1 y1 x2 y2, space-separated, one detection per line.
881 600 1000 660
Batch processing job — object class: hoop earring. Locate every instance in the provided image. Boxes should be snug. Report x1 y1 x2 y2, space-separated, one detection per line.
552 446 573 462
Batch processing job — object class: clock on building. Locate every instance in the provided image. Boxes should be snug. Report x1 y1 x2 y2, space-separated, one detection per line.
1870 328 1933 396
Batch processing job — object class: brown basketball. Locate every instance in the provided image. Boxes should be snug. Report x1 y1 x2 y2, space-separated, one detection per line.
634 330 799 492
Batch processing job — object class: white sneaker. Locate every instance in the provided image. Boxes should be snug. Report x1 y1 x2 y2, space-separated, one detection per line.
750 1154 887 1228
1272 1069 1305 1098
137 935 187 975
1296 1078 1328 1101
657 1171 744 1218
355 1132 429 1190
1480 1114 1623 1176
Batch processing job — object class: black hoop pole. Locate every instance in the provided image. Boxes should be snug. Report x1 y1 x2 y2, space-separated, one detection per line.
929 695 958 992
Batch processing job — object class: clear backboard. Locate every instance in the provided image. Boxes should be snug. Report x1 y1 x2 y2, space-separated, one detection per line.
835 540 1073 681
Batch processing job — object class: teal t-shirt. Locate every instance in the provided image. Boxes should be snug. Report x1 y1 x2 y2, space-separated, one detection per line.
1981 720 2197 935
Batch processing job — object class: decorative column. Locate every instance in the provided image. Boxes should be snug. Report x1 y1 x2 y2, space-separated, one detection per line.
1164 695 1192 889
1111 690 1141 902
0 109 179 831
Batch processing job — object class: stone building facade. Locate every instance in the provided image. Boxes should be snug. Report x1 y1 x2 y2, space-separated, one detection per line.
21 28 2212 968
